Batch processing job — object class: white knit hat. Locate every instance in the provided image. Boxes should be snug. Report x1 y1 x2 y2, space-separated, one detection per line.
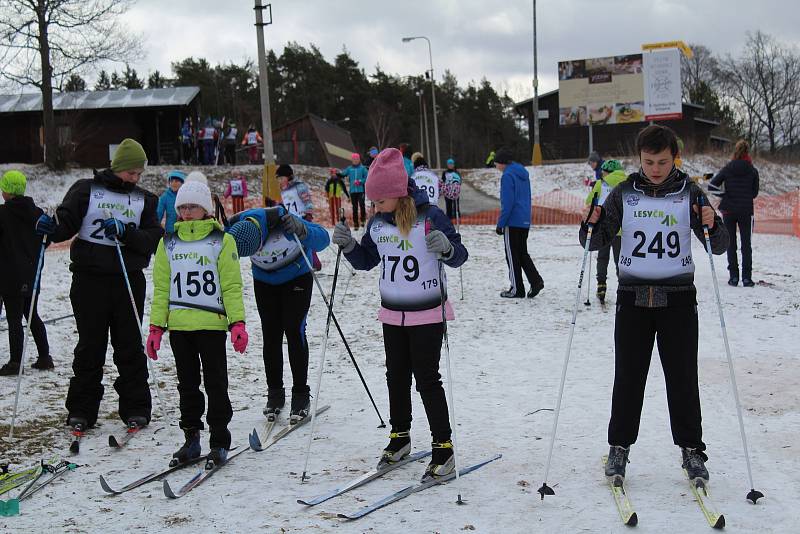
175 181 213 215
185 170 208 185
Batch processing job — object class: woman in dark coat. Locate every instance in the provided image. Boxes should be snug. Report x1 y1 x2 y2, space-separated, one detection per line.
709 140 760 287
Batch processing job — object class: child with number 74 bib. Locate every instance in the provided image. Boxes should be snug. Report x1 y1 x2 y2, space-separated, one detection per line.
332 148 468 481
146 180 249 470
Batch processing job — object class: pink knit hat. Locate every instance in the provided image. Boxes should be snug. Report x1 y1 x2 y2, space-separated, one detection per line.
365 148 409 201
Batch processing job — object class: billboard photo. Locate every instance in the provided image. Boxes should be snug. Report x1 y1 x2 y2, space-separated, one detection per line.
558 53 645 127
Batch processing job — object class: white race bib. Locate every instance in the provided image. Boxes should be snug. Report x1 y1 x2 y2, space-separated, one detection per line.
226 128 237 140
77 185 145 247
412 169 440 204
251 229 302 272
281 185 305 217
619 184 694 282
371 216 444 311
166 232 225 314
230 179 244 196
202 127 216 140
246 132 258 144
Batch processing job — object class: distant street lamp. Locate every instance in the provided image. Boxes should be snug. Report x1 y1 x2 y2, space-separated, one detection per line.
402 36 441 168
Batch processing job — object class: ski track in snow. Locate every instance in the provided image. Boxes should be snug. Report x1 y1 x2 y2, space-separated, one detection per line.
0 224 798 533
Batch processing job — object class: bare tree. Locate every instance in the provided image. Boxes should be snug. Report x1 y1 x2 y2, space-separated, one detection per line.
681 43 718 100
365 100 396 149
717 31 800 153
0 0 142 168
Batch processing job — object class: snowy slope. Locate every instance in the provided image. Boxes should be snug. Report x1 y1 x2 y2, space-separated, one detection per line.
463 155 800 201
0 224 798 533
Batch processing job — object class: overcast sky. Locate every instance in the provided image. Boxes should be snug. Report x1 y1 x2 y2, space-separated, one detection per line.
121 0 800 102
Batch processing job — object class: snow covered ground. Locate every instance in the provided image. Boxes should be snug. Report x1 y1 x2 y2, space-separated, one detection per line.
1 222 798 533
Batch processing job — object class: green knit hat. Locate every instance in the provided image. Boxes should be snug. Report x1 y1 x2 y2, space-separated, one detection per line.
111 138 148 173
0 170 27 196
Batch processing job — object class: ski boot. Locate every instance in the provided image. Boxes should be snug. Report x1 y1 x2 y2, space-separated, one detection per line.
422 440 455 481
31 355 54 370
67 416 88 430
0 361 20 376
596 281 607 304
126 415 148 429
205 447 229 470
262 389 285 422
377 431 411 469
681 447 709 482
290 388 310 425
170 428 201 467
605 445 630 484
527 279 544 298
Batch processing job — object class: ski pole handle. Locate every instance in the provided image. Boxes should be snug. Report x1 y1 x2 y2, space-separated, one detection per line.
338 207 346 225
583 192 599 227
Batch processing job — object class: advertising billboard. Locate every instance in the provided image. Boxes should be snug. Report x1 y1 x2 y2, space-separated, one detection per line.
643 48 683 120
558 54 645 127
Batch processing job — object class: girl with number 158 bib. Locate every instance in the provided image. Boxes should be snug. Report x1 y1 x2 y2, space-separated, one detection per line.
332 148 468 481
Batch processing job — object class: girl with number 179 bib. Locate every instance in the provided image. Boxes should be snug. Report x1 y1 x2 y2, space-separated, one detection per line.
332 148 468 481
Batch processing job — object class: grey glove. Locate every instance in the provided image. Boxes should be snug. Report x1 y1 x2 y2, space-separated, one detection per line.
332 222 356 253
281 213 307 240
425 230 453 258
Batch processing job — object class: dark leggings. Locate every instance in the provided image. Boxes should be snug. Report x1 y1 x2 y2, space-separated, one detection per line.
1 290 49 363
383 322 452 443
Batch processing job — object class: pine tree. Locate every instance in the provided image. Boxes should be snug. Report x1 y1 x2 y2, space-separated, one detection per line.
122 64 144 89
95 70 112 90
64 73 87 92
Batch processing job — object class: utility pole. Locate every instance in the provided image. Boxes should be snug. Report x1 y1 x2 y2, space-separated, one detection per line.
531 0 542 165
254 0 278 203
402 36 441 168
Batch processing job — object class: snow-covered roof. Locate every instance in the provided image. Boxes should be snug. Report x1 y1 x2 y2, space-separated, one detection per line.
0 86 200 114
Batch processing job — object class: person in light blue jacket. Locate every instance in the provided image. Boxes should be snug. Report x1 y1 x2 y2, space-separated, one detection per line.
226 206 330 424
156 170 185 233
337 153 369 229
494 148 543 299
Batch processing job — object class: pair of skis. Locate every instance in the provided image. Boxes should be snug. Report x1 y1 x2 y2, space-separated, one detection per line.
602 456 724 529
296 452 501 520
0 460 78 516
161 405 331 499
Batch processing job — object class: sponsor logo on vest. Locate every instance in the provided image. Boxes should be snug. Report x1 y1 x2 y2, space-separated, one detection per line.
97 202 127 211
626 195 640 206
376 234 413 251
661 214 678 226
171 251 212 266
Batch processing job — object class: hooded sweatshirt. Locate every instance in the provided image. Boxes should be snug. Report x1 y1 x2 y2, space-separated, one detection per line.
0 196 45 294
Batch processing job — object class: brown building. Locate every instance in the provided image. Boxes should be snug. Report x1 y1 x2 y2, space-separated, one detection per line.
515 89 725 160
0 87 200 167
272 113 357 169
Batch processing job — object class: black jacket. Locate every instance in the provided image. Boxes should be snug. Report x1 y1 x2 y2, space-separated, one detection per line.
709 159 759 214
324 175 350 199
580 168 729 307
51 169 163 275
0 196 45 295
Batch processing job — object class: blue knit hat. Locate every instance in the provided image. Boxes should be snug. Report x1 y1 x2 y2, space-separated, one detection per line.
228 219 262 257
166 170 186 184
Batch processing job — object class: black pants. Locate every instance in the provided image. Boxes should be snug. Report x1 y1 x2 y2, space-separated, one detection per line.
224 141 236 165
596 235 621 283
445 198 460 221
2 289 49 364
503 226 543 296
723 211 753 280
350 192 366 228
383 322 451 443
254 273 313 398
65 272 151 427
170 330 232 449
609 303 705 452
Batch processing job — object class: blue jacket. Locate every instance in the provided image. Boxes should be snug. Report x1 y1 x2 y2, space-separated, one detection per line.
338 165 368 194
230 207 330 285
403 157 414 178
497 162 531 229
157 188 178 233
345 181 468 271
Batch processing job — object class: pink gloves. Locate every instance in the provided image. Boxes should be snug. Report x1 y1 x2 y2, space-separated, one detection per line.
230 322 248 353
146 325 164 360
